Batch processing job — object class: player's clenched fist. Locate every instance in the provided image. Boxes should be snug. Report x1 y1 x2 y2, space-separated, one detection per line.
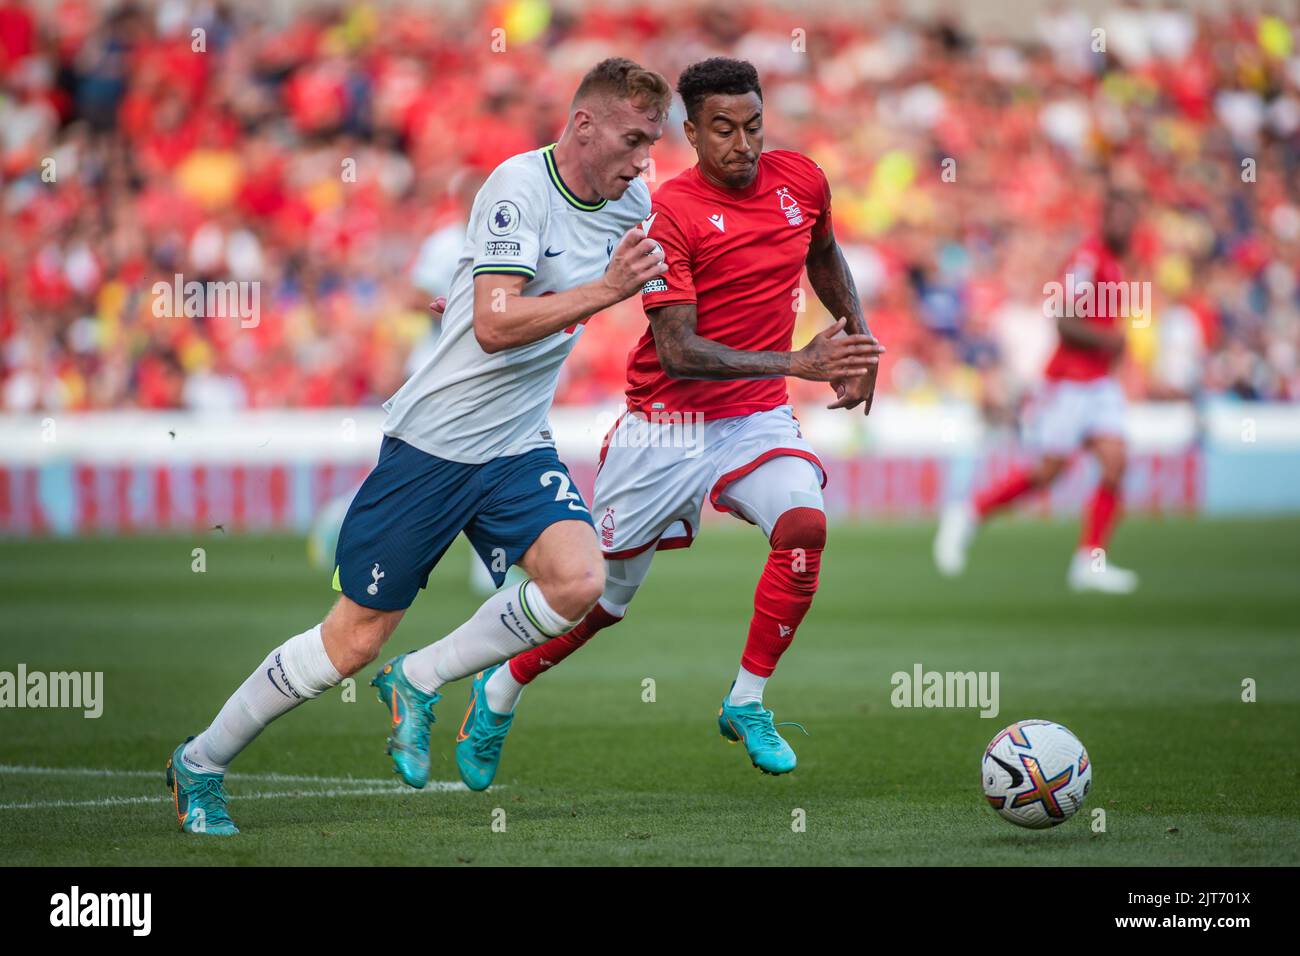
790 317 885 382
603 226 668 299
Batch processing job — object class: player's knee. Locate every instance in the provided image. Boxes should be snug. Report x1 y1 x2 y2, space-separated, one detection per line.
1101 454 1127 486
331 630 380 674
1033 457 1068 487
565 563 607 619
769 507 827 552
1094 442 1126 487
539 560 605 624
350 625 388 668
323 600 397 673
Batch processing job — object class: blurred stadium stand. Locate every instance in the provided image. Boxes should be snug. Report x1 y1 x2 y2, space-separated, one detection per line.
2 0 1299 530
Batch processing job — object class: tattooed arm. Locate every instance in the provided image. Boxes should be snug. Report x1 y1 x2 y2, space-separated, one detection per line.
805 225 870 337
647 303 880 382
804 225 883 413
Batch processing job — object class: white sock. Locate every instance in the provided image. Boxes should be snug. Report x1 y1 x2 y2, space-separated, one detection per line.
183 624 342 774
729 666 768 707
484 665 526 714
402 581 577 694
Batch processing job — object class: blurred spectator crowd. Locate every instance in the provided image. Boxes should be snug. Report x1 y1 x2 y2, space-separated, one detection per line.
2 0 1298 415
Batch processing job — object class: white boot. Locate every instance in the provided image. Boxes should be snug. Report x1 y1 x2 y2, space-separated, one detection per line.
1068 548 1138 594
933 502 977 577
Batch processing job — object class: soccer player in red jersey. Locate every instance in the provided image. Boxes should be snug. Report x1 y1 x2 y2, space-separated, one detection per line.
934 189 1142 593
453 57 885 784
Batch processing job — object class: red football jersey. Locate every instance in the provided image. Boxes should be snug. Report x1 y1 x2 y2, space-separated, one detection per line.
627 149 832 418
1044 236 1126 382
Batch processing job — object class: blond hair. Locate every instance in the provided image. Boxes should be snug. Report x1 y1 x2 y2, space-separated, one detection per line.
572 57 672 119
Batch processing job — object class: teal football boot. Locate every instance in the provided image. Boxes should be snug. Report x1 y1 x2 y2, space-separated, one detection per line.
717 684 805 775
455 666 514 791
165 737 239 835
371 654 442 789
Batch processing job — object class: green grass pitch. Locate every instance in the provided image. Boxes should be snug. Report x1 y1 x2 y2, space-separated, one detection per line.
1 517 1297 866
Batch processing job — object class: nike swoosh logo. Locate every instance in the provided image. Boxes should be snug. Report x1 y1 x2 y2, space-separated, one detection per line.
457 688 477 742
544 247 564 257
500 614 534 646
989 753 1024 788
266 667 293 699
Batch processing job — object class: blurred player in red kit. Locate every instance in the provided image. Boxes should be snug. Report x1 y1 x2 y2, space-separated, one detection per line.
452 57 885 784
934 188 1142 594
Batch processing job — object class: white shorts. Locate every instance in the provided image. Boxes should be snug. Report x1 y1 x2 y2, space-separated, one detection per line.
592 405 826 558
1023 377 1127 456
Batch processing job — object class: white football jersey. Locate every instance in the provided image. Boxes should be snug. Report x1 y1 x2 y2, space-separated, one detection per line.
382 145 651 463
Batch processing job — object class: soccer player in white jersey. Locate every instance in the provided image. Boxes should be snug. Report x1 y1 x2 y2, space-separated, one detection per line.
165 59 672 835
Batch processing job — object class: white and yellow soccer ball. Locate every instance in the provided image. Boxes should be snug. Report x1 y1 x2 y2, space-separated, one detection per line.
981 719 1092 829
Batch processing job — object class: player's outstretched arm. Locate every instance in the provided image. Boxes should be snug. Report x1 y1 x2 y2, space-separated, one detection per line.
805 225 884 414
473 227 666 353
649 305 881 382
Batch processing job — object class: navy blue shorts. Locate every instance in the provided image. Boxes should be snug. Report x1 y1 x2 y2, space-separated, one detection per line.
332 436 594 611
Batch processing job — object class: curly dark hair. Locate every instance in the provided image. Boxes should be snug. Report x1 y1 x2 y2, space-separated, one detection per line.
676 57 762 122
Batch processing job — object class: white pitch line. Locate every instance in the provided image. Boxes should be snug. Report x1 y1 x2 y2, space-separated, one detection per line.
0 782 471 812
0 764 407 786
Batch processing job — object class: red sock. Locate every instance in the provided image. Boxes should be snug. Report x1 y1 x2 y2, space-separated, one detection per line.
507 603 621 684
741 508 825 678
973 467 1035 519
1081 484 1120 551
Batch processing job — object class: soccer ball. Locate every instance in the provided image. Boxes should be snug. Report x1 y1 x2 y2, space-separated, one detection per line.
981 718 1092 829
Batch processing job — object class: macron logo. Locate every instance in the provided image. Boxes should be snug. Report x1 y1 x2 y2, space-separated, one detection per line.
708 212 725 233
